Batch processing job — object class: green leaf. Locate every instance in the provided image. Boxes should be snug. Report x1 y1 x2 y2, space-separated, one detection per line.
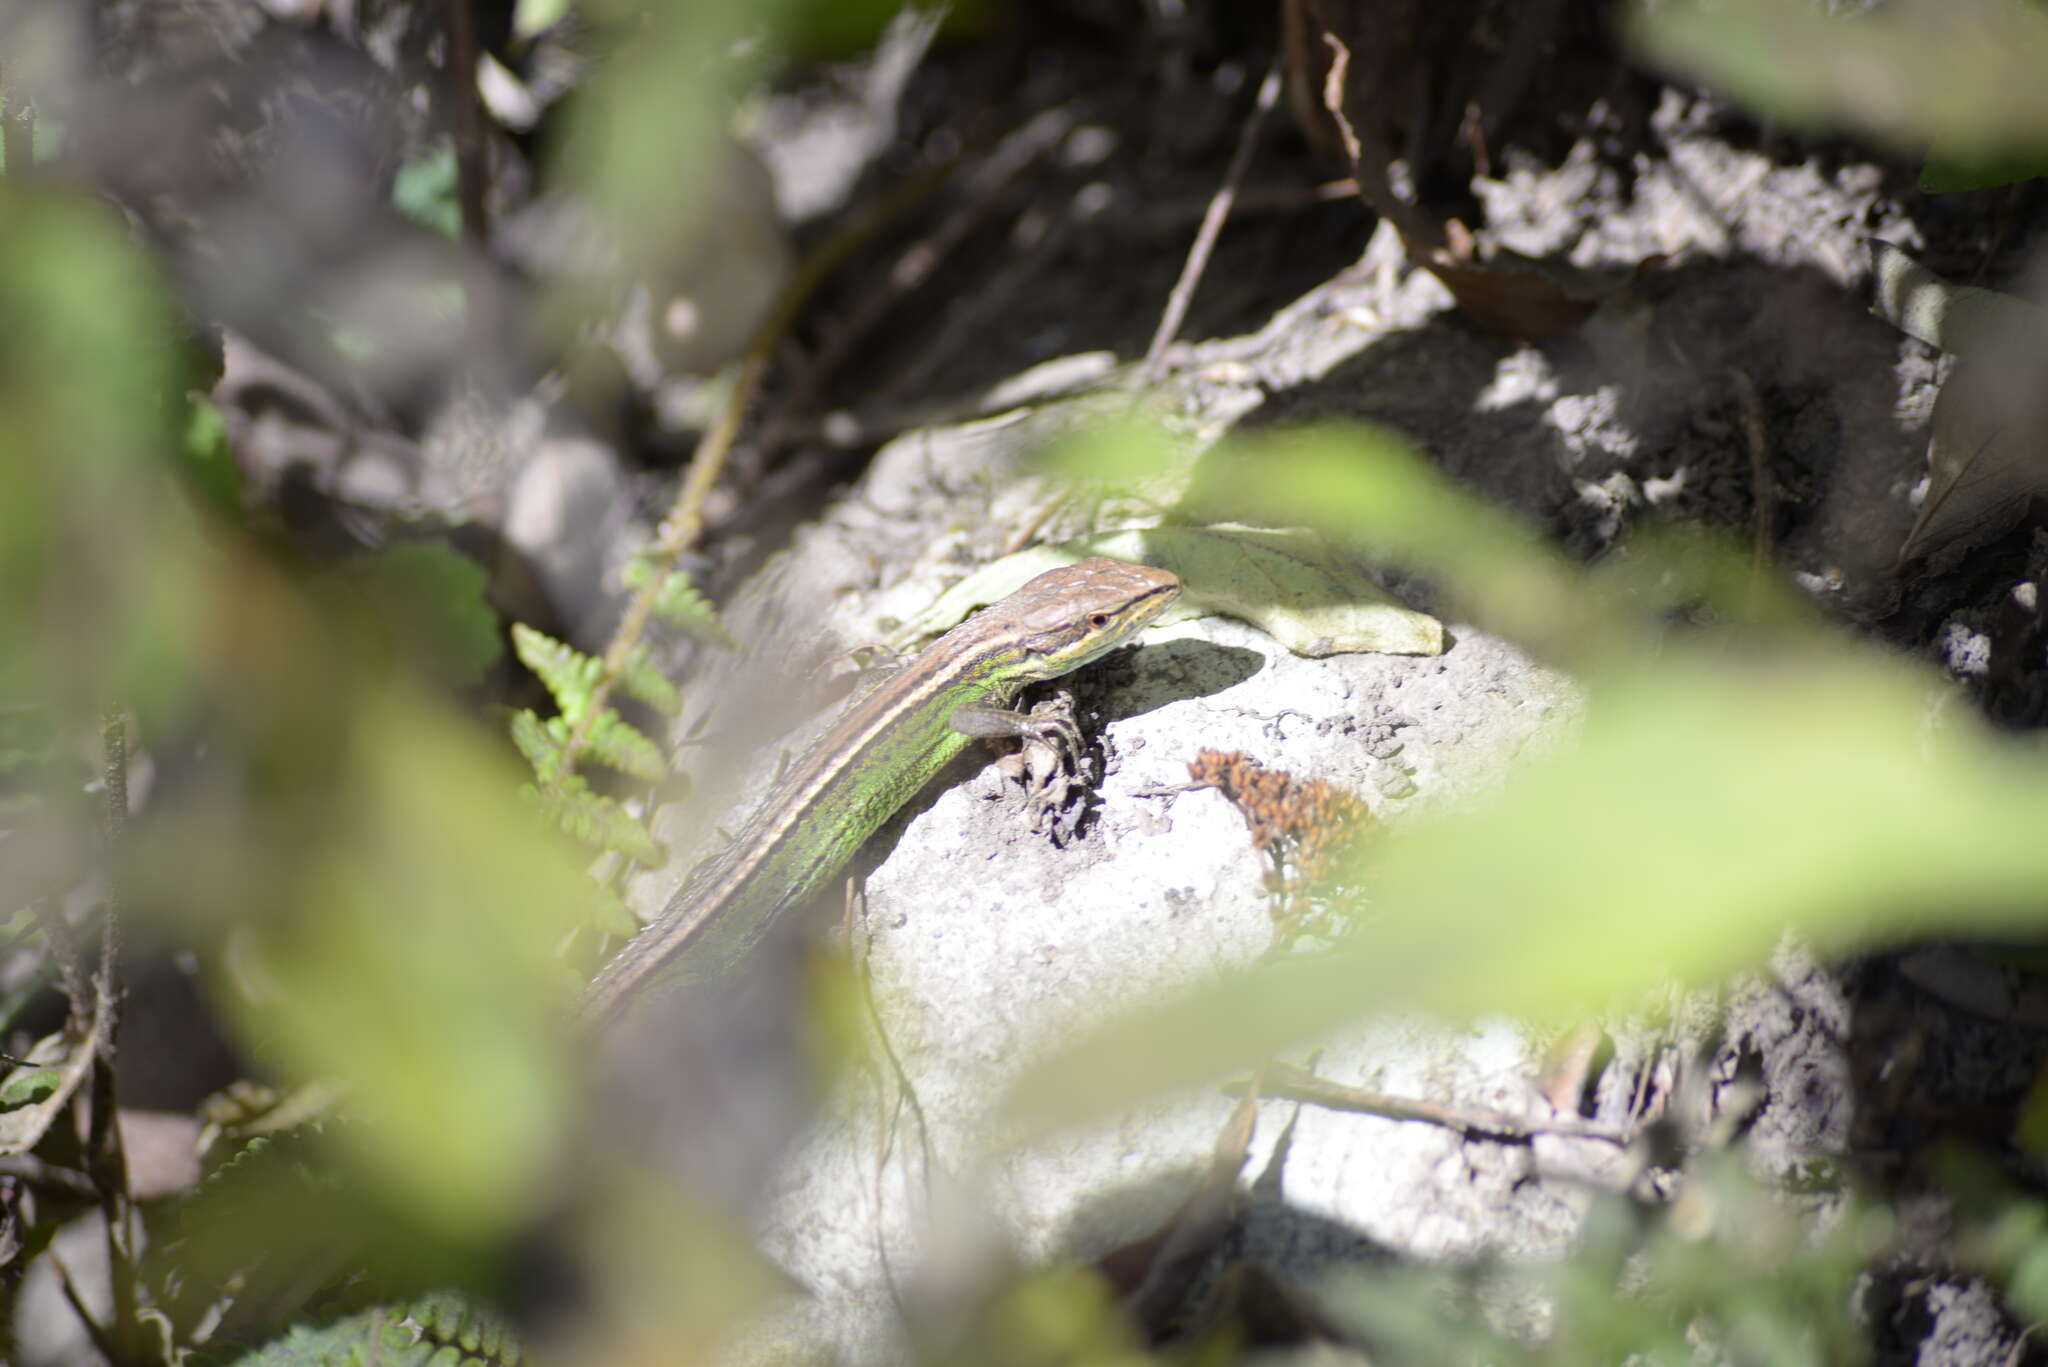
1921 145 2048 193
0 188 210 724
511 624 602 721
0 1068 59 1110
623 557 730 645
216 1292 522 1367
617 644 682 715
900 526 1442 658
526 780 662 865
2012 1236 2048 1322
392 146 461 241
218 687 594 1241
1629 0 2048 161
512 702 664 785
0 705 56 776
513 0 570 38
589 887 642 938
583 709 666 783
357 543 503 687
179 395 243 516
507 707 565 785
1007 642 2048 1131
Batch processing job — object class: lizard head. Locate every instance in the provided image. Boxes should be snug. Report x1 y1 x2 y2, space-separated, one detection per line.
1004 556 1181 682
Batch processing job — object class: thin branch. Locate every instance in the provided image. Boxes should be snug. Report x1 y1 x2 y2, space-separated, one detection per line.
446 0 489 248
50 1246 118 1362
1729 368 1775 588
1226 1060 1632 1146
90 711 139 1362
1142 56 1284 377
0 1154 98 1198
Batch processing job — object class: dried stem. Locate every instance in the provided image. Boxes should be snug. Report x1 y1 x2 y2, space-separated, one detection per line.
1144 56 1284 375
91 711 139 1362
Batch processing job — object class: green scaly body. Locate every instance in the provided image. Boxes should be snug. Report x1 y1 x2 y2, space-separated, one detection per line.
581 556 1181 1023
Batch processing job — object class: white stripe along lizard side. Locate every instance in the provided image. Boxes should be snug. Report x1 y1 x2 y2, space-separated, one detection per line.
581 556 1182 1024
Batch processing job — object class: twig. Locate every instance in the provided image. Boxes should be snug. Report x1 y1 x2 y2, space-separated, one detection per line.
91 711 139 1361
1729 368 1774 586
1225 1061 1631 1146
1320 35 1360 169
1142 56 1284 377
0 1153 98 1198
443 0 507 378
50 1246 119 1363
446 0 489 248
1316 27 1444 253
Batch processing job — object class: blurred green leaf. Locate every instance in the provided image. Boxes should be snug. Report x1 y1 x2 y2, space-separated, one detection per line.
512 0 571 40
179 395 243 516
526 777 663 864
582 709 665 782
354 542 503 688
223 686 593 1240
1325 1160 1888 1367
392 146 461 241
905 525 1442 657
1921 145 2048 193
0 185 208 720
557 1 756 278
1177 425 1614 664
1109 523 1440 657
1004 498 2048 1131
623 556 729 645
780 0 927 59
512 623 603 722
214 1290 522 1367
508 706 565 782
1630 0 2048 162
618 643 683 715
2011 1236 2048 1322
0 705 56 777
0 1068 58 1110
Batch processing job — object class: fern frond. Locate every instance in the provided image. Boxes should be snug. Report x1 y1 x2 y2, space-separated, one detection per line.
617 643 682 715
507 708 567 786
210 1291 521 1367
588 887 642 939
622 557 730 645
509 625 602 722
524 781 662 865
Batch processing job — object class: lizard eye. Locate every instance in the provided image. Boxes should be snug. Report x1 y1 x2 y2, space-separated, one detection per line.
1089 612 1110 629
